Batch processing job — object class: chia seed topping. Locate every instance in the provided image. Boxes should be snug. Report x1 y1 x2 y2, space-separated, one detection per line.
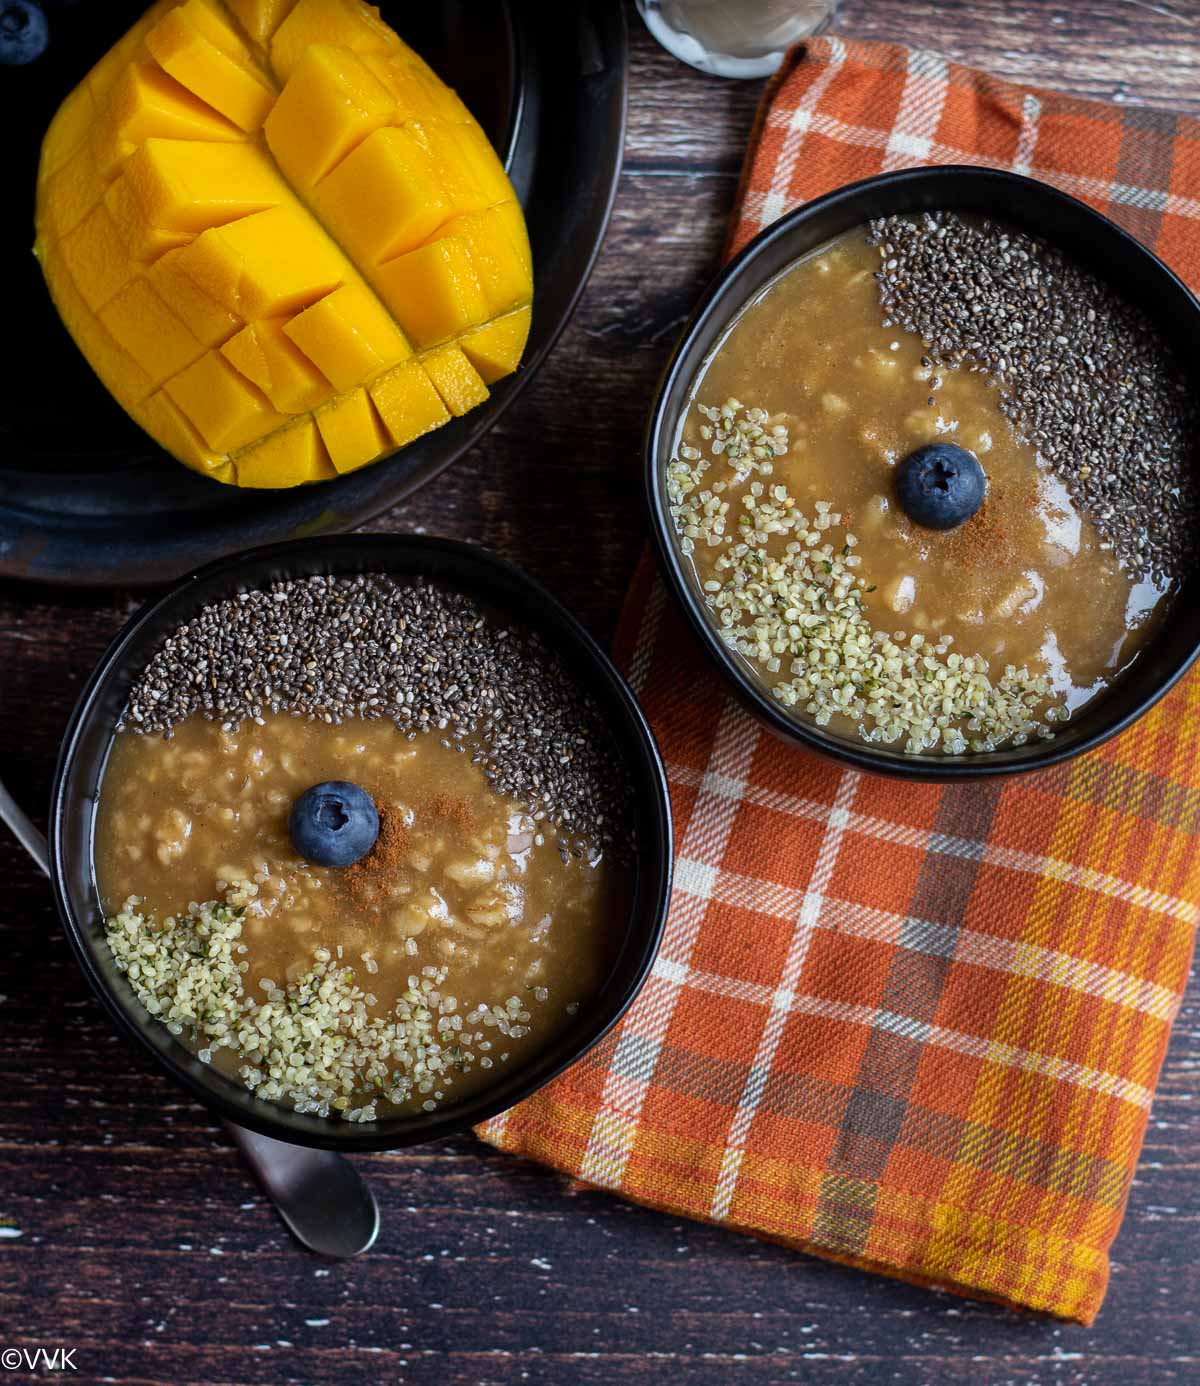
119 574 632 854
869 211 1199 586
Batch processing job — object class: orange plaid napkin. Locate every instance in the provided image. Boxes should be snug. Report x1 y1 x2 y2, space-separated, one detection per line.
477 37 1200 1324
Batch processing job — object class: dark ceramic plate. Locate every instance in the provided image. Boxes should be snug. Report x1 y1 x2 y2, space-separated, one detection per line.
0 1 626 586
50 535 673 1151
645 167 1200 781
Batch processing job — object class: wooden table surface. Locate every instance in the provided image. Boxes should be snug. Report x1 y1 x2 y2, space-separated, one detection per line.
2 2 1198 1382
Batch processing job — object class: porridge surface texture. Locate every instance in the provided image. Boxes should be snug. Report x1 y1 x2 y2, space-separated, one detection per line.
870 211 1198 586
98 717 625 1121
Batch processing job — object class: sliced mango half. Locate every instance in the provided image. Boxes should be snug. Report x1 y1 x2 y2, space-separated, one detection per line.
34 0 532 487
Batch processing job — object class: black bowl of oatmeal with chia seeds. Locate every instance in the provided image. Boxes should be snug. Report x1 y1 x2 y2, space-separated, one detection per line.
646 166 1200 778
49 536 672 1150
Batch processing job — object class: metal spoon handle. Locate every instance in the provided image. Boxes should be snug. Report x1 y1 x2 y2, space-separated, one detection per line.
228 1122 380 1258
0 773 380 1259
0 775 50 877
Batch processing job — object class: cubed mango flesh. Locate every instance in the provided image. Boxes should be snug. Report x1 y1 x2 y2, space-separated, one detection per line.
369 360 448 448
374 238 490 347
315 387 390 473
174 204 346 317
58 204 135 312
310 126 448 265
38 83 94 182
99 278 206 386
264 42 394 188
284 282 409 391
422 344 489 417
35 0 532 487
221 318 334 412
224 0 300 47
39 142 104 242
460 307 532 385
164 349 289 452
234 419 337 487
146 7 275 131
108 62 244 147
270 0 396 82
146 248 241 346
42 250 156 407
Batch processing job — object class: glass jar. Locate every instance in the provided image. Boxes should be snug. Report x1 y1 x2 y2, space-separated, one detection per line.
635 0 839 79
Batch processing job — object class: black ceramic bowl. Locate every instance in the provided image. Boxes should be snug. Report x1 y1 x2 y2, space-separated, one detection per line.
645 166 1200 781
48 537 673 1151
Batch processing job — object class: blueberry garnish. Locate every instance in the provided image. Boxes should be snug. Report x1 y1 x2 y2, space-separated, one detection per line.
894 442 986 531
289 781 379 868
0 1 48 65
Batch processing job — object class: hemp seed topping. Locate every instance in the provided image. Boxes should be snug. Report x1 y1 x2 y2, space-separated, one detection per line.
669 400 1060 754
105 892 542 1121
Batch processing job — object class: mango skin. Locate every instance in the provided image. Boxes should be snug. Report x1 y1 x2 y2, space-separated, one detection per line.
34 0 532 487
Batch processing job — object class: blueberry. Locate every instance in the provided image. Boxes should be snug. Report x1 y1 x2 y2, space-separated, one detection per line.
0 2 48 65
894 443 986 531
289 781 379 868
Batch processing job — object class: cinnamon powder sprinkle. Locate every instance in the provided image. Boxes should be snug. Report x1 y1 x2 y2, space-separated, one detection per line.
424 793 473 831
340 798 409 907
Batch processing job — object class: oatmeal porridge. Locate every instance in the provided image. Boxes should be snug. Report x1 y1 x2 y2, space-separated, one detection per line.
667 218 1197 755
94 575 634 1122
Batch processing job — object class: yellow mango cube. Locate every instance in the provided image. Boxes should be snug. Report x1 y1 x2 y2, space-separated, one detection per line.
39 142 104 242
175 0 257 60
492 198 532 272
368 360 448 448
271 0 397 82
421 344 488 417
312 126 448 266
374 238 489 347
104 179 191 263
88 107 139 184
107 62 243 146
234 419 337 487
43 251 156 407
223 0 299 46
360 52 445 124
283 282 409 391
434 205 532 317
459 306 531 384
99 278 206 385
222 319 334 412
265 43 395 188
407 119 492 220
146 7 275 131
314 388 391 473
138 390 227 476
174 205 347 318
442 120 516 207
108 139 287 259
146 248 241 346
58 204 135 312
164 349 288 451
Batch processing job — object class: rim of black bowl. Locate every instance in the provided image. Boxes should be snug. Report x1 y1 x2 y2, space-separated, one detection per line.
48 536 673 1151
645 165 1200 782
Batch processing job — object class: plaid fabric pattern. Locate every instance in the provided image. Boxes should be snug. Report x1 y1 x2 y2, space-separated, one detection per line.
476 38 1200 1324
